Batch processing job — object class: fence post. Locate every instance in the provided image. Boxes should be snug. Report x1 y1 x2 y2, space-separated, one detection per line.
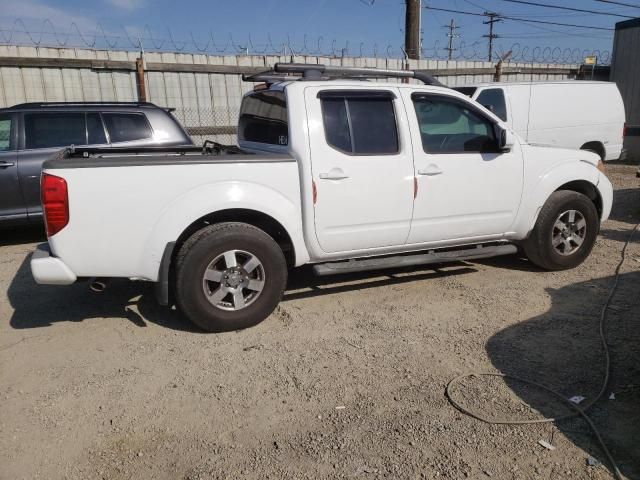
136 55 147 102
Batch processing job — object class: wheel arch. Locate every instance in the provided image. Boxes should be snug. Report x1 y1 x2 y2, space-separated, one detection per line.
579 141 605 161
174 209 296 268
555 179 603 219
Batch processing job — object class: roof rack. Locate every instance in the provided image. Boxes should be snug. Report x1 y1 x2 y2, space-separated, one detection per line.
242 62 445 87
7 101 161 110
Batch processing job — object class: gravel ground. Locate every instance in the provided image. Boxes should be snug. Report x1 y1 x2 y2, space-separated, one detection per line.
1 164 638 480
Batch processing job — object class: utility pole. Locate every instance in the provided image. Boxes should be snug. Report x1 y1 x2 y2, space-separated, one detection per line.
483 12 501 62
405 0 421 60
444 18 459 60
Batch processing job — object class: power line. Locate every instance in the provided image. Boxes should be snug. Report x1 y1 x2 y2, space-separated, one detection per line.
422 6 616 31
499 0 635 18
591 0 640 8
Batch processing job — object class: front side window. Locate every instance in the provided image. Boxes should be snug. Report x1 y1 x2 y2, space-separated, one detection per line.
320 92 398 155
412 94 497 154
24 112 86 149
103 113 152 143
0 115 13 151
239 91 288 146
476 88 507 121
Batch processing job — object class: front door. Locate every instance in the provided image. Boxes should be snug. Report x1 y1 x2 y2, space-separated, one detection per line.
403 91 523 244
0 113 24 223
305 87 415 253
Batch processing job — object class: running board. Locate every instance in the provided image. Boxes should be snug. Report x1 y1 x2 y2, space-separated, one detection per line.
312 244 518 276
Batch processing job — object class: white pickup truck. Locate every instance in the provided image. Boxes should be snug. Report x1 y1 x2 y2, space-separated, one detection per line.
31 63 613 332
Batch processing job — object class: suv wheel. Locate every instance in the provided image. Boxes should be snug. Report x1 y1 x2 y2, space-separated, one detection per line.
523 190 599 271
175 222 287 332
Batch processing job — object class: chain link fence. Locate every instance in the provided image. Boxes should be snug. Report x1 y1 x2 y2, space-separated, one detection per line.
174 107 239 146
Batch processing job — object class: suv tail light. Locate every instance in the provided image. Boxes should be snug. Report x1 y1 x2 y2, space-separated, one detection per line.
41 173 69 236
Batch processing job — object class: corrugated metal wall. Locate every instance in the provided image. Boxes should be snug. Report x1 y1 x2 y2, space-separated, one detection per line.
611 19 640 161
0 45 578 144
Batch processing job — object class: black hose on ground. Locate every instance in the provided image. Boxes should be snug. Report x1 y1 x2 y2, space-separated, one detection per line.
446 222 639 480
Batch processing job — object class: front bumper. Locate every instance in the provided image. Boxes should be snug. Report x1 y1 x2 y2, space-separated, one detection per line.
30 243 77 285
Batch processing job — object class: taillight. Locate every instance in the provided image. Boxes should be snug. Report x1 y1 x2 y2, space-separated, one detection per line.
41 173 69 236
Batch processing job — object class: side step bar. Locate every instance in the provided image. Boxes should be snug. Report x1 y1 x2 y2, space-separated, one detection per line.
312 244 518 276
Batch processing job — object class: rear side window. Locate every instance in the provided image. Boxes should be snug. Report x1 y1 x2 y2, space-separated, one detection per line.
239 91 288 146
476 88 507 121
320 92 398 155
103 113 152 143
0 115 13 151
24 112 85 149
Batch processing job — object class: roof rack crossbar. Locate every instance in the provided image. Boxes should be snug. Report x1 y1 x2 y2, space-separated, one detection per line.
241 63 445 87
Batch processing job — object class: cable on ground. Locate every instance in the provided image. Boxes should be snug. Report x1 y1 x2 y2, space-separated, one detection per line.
446 222 640 480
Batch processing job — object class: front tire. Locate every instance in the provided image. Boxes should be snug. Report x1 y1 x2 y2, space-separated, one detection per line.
175 222 287 332
523 191 599 271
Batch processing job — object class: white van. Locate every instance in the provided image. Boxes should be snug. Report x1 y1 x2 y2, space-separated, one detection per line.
454 81 625 161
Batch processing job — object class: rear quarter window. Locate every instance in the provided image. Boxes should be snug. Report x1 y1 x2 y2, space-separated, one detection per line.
239 91 288 146
103 113 152 143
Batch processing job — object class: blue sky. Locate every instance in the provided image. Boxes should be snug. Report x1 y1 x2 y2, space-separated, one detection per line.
0 0 635 60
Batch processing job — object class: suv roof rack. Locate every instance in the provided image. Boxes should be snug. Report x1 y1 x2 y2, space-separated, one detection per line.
242 62 445 87
7 101 162 110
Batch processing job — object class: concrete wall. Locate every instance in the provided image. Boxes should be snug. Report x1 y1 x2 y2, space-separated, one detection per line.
0 46 578 144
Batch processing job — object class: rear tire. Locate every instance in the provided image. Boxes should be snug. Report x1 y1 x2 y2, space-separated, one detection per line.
175 222 287 332
523 191 599 271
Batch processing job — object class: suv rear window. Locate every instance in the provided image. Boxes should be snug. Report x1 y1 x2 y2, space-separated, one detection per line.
24 112 86 149
239 91 288 146
103 113 152 143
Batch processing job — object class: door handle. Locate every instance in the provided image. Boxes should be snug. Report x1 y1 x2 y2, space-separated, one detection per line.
319 168 349 180
0 161 15 168
417 165 443 176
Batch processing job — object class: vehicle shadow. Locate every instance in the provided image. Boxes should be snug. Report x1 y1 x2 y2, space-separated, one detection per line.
607 187 639 224
485 271 640 478
8 253 477 332
0 226 45 247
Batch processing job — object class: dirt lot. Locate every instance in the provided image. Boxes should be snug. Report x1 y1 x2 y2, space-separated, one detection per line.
1 164 639 480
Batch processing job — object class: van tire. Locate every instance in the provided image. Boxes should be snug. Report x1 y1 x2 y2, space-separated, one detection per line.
175 222 287 332
523 191 599 271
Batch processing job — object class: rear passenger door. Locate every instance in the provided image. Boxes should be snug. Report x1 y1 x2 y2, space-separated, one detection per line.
0 113 24 222
305 87 415 253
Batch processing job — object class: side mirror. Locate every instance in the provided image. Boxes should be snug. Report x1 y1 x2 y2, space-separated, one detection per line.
499 127 515 152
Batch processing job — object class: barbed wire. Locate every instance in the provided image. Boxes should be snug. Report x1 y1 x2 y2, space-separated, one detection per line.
0 19 611 64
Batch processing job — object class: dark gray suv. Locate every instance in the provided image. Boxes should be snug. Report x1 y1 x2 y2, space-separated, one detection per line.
0 102 192 227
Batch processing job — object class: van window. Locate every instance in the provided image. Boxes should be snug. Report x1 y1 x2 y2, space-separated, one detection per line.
453 87 477 97
0 115 12 151
103 113 152 143
476 89 507 121
87 113 107 145
24 112 86 149
412 94 497 154
320 92 399 155
239 91 288 145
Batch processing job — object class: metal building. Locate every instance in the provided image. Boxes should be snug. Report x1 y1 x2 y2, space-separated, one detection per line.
610 18 640 162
